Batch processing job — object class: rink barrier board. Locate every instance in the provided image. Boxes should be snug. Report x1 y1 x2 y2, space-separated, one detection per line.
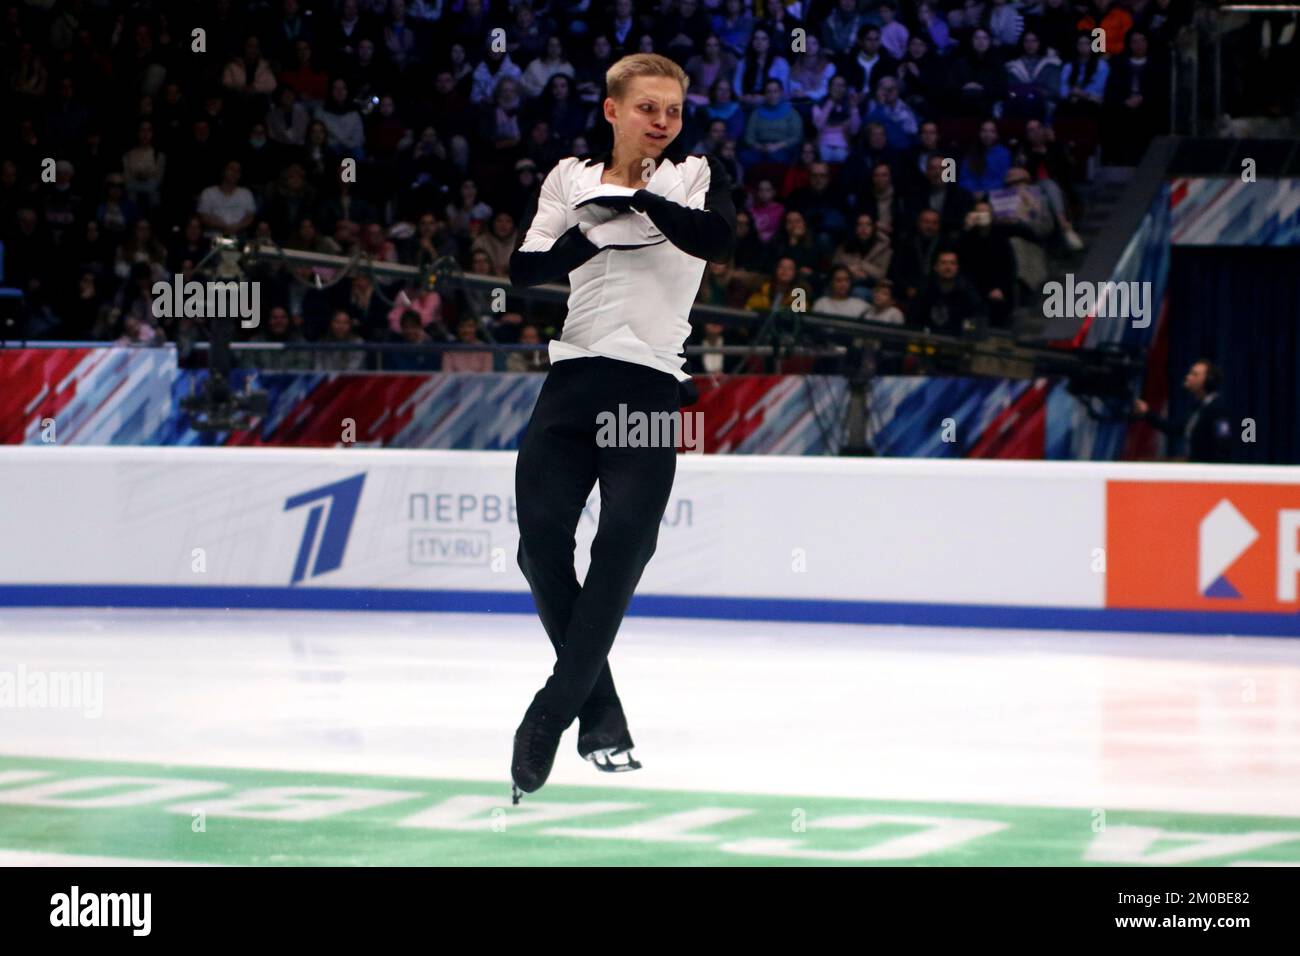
0 586 1297 638
1 447 1298 637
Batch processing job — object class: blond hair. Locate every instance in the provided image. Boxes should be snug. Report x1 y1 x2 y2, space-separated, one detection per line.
605 53 688 103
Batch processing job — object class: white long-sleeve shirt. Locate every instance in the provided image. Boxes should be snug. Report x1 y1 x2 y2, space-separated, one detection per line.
509 152 736 383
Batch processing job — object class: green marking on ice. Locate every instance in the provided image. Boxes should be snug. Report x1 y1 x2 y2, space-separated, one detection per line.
1 755 1298 866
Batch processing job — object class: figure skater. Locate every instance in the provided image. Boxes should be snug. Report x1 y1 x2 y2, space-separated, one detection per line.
507 53 737 802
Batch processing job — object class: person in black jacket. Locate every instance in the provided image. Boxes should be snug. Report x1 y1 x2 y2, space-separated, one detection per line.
1026 0 1079 60
955 200 1019 328
947 28 1008 117
906 154 975 238
889 207 944 302
1131 359 1235 463
838 24 900 97
910 248 987 337
1103 30 1167 166
1134 0 1191 58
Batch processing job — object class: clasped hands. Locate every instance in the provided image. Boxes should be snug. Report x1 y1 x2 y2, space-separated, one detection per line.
574 191 662 247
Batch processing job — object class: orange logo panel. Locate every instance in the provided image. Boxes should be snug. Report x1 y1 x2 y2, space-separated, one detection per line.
1106 481 1300 613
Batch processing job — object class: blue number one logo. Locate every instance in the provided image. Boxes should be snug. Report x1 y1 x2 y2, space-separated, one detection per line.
284 473 366 584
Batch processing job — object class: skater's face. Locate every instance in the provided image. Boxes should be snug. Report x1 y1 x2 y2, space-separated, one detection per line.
605 75 684 161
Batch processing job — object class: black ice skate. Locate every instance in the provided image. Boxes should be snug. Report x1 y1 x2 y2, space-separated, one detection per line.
510 699 564 804
577 699 642 773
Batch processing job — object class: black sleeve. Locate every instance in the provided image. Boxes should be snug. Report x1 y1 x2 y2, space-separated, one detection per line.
1134 408 1178 437
508 161 601 288
1204 409 1236 462
628 154 737 263
508 223 600 288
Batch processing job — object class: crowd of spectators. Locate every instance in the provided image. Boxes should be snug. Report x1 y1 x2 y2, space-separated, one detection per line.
0 0 1192 372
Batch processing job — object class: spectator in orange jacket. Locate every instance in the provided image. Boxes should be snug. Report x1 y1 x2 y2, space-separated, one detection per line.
1076 0 1133 58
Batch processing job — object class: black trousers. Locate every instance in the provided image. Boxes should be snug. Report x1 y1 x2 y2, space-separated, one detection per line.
515 356 681 728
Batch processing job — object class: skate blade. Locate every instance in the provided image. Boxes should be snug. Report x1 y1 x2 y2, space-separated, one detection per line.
585 747 642 773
